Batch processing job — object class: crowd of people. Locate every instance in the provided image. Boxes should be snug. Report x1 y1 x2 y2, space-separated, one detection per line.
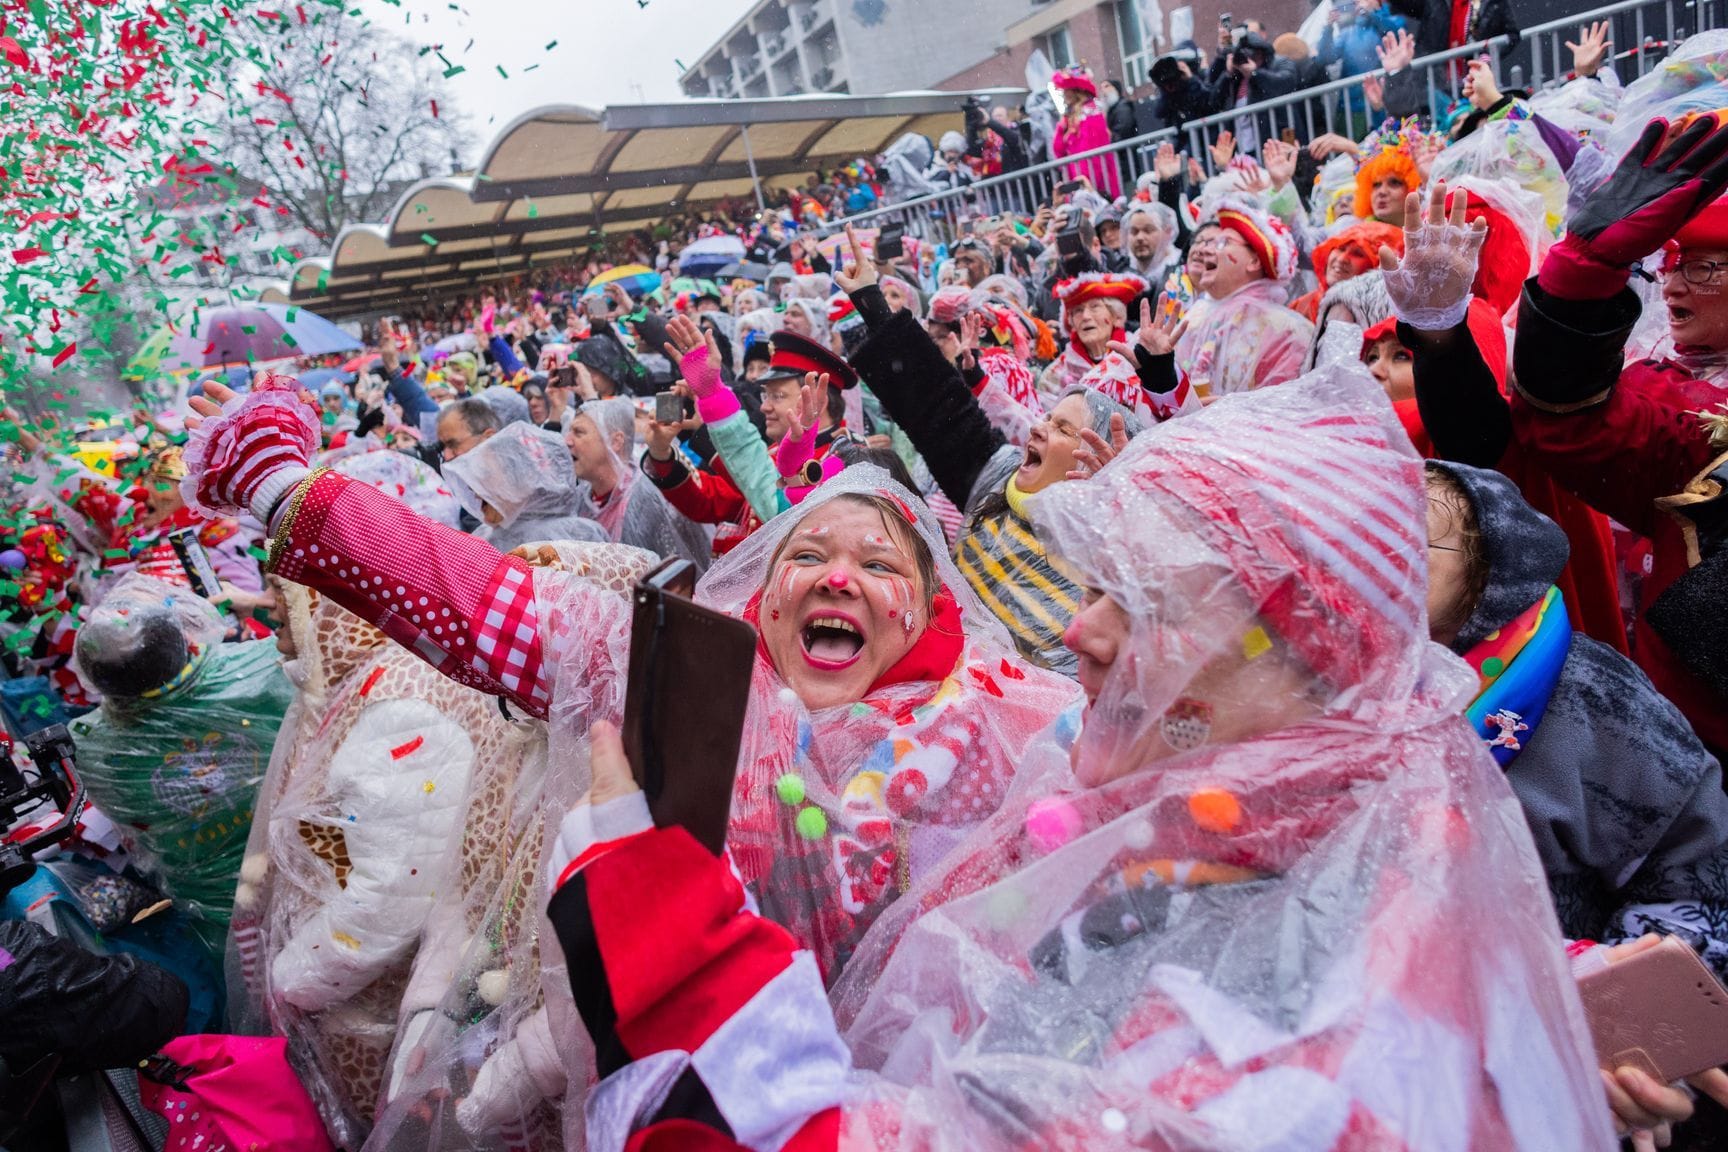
9 21 1728 1152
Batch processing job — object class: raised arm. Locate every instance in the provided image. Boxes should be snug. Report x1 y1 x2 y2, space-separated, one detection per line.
666 315 788 524
834 225 1007 510
1379 181 1511 467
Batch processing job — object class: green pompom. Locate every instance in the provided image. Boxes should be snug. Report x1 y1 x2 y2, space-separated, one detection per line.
775 773 807 806
794 806 828 841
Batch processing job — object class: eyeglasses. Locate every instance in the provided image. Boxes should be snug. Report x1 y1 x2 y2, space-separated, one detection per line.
1427 541 1464 553
1663 258 1728 286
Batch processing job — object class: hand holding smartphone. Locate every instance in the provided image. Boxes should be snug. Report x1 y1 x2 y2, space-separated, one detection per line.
620 560 757 855
1577 935 1728 1083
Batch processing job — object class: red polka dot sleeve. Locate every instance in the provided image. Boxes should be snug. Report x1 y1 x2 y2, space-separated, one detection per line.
270 470 551 717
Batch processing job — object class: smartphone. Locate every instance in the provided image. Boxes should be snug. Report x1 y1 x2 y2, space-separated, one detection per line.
621 559 757 856
1056 224 1085 260
1054 180 1084 198
1231 24 1248 44
168 527 223 600
654 391 683 424
1577 936 1728 1083
1281 127 1298 145
1219 11 1232 25
553 365 578 391
876 222 906 262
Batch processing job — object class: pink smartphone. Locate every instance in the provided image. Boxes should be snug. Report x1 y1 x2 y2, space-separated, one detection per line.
1577 936 1728 1083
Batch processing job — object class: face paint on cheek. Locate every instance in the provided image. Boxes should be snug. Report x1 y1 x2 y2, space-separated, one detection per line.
1159 697 1213 752
770 563 800 617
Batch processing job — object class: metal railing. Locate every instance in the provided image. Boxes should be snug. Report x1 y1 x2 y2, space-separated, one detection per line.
826 0 1719 248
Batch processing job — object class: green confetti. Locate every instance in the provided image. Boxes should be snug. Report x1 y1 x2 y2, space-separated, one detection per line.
420 232 438 246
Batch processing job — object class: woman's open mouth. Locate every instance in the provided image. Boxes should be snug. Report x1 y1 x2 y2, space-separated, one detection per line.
800 613 865 669
1671 306 1697 326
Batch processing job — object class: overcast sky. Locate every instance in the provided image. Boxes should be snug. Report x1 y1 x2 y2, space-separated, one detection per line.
388 0 759 162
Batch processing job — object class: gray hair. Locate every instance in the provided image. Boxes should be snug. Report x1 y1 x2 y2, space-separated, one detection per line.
582 396 637 456
443 396 504 438
1059 384 1145 442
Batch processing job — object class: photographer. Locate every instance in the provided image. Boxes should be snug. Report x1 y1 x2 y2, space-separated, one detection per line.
1206 22 1297 156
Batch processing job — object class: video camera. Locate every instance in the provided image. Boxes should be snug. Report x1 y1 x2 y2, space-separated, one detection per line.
0 725 85 897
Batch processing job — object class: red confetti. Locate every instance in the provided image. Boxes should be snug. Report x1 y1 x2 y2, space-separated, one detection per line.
390 735 425 760
0 36 27 67
10 248 46 264
359 667 385 697
50 343 75 368
430 98 438 119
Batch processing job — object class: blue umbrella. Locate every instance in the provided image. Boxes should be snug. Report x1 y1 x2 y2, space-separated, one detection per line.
147 302 362 372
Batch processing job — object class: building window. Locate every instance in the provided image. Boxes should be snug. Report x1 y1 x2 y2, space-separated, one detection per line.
1038 24 1074 69
1116 0 1155 89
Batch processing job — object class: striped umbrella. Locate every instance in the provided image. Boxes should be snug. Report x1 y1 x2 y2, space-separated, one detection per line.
126 302 361 378
579 264 662 298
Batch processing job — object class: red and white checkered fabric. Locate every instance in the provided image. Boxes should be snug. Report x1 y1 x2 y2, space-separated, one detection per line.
273 471 552 716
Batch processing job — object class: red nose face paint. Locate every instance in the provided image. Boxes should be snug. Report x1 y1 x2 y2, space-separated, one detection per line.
827 570 849 590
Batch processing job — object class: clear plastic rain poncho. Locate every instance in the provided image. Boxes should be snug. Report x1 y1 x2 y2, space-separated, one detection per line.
817 367 1615 1150
441 422 607 552
69 574 294 951
365 541 661 1152
227 578 536 1147
333 449 463 529
578 397 714 572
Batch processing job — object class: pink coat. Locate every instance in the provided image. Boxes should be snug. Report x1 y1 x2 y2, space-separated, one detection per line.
1052 105 1120 199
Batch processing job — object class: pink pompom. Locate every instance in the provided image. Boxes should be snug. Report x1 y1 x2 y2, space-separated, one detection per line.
1024 796 1083 855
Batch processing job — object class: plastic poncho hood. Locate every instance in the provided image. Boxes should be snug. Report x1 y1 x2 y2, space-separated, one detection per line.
824 367 1615 1152
441 422 605 550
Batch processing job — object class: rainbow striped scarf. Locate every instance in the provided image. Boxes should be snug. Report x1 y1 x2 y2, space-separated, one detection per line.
1463 585 1571 766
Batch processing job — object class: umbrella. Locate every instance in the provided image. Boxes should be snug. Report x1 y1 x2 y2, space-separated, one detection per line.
127 303 361 377
298 367 358 392
580 264 662 298
340 352 380 374
717 260 772 283
677 234 746 278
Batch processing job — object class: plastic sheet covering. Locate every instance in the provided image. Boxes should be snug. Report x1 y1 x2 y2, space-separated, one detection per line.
333 449 463 529
225 579 514 1146
820 366 1616 1151
575 397 714 572
1604 30 1728 169
1429 116 1575 233
688 467 1081 979
363 543 656 1152
441 422 606 552
69 576 292 950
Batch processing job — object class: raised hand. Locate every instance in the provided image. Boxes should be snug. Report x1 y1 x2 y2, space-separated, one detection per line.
1308 132 1361 162
1109 297 1187 359
662 314 725 398
1186 156 1207 187
1066 413 1132 482
1362 72 1386 112
1209 129 1236 172
1379 179 1487 330
1568 20 1612 79
1154 140 1183 182
1544 111 1728 299
1262 139 1298 189
833 223 879 294
1377 27 1415 73
1463 59 1501 111
182 376 321 520
1237 163 1272 195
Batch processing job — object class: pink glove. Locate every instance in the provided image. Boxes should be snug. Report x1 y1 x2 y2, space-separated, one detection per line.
180 373 320 521
681 342 739 423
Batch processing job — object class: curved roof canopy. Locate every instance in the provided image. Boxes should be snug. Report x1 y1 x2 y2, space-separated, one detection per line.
286 89 1022 317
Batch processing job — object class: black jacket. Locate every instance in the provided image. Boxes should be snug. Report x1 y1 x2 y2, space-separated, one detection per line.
1389 0 1519 58
1430 461 1728 979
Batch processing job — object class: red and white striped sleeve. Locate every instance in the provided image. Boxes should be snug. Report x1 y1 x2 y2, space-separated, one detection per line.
549 820 846 1152
269 469 551 717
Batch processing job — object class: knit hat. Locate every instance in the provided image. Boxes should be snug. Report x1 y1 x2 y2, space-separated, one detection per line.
1201 194 1299 282
1353 121 1426 222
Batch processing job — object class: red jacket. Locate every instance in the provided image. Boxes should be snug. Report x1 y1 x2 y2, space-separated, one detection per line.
642 451 760 557
1509 281 1728 751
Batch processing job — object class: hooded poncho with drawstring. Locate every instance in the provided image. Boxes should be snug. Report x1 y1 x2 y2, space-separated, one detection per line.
537 364 1616 1152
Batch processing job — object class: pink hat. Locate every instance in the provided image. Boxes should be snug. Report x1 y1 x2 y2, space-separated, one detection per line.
929 285 974 326
1050 67 1098 97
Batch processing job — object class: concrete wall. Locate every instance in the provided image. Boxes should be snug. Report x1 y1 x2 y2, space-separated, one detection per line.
838 0 1040 92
